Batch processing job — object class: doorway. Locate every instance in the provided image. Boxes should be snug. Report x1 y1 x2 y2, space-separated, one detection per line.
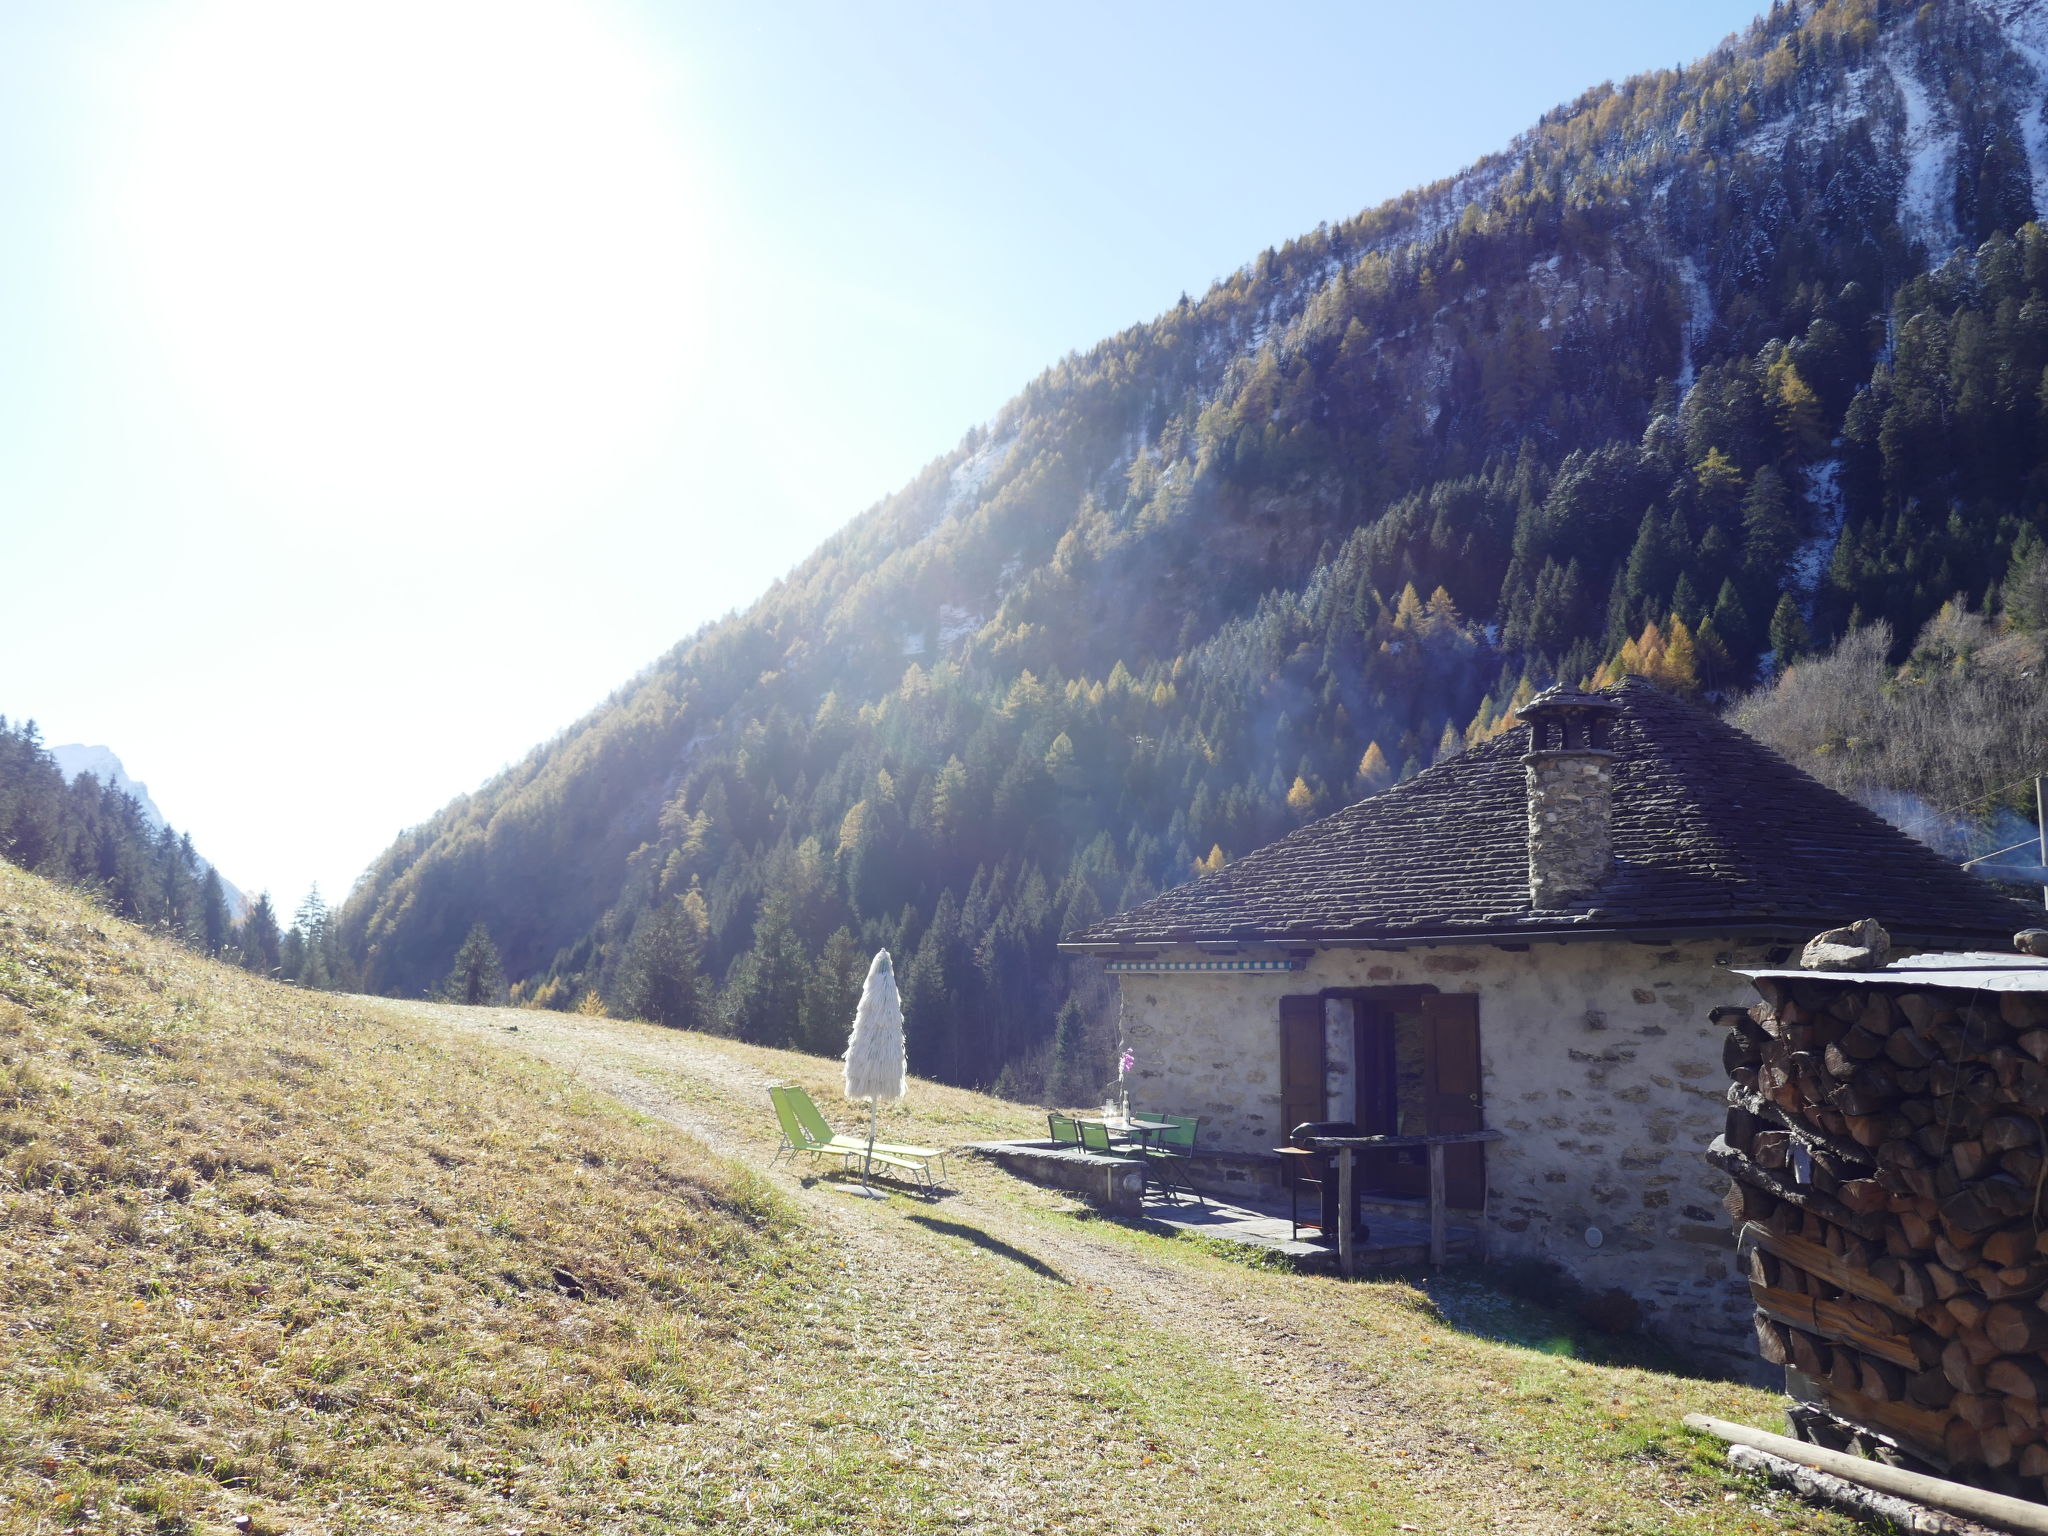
1278 988 1485 1209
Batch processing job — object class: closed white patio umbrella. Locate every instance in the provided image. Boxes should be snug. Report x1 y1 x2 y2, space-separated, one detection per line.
842 950 906 1188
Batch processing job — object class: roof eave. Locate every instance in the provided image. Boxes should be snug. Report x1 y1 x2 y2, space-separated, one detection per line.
1058 918 2022 956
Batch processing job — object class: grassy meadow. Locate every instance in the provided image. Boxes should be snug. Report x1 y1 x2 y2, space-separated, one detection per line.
0 862 1860 1535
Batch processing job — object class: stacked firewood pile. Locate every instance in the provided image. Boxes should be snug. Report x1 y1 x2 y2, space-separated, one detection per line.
1713 967 2048 1497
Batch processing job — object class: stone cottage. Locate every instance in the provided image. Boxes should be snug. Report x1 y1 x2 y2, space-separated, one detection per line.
1059 678 2036 1371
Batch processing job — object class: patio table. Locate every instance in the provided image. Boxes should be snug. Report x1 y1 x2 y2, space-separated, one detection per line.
1072 1115 1174 1149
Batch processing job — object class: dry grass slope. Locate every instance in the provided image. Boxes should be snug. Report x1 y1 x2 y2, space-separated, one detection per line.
0 864 814 1534
1 861 1868 1536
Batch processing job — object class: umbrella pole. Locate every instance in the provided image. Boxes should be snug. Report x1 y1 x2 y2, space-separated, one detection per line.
864 1096 879 1185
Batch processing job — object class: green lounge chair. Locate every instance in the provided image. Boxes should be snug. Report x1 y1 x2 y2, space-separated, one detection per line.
778 1084 949 1179
770 1084 836 1168
769 1087 937 1187
1140 1114 1203 1204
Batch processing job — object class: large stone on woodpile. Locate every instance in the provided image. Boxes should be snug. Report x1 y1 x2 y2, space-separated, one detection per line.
2015 929 2048 958
1801 919 1892 973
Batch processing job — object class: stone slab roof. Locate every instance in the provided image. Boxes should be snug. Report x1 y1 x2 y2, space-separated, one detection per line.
1063 678 2039 950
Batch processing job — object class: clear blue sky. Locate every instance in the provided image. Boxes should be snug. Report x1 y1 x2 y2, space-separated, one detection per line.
0 0 1766 914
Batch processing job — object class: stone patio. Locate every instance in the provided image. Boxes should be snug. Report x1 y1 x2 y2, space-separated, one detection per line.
1139 1186 1481 1268
966 1138 1480 1268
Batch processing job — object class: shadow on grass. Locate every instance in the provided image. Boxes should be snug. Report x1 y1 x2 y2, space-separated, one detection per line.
1411 1259 1745 1381
906 1215 1070 1283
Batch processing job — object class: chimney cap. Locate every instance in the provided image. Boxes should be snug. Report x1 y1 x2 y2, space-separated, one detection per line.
1518 685 1620 759
1515 685 1619 725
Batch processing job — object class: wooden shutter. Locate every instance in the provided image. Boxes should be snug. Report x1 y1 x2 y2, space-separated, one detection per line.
1279 994 1325 1138
1421 993 1485 1210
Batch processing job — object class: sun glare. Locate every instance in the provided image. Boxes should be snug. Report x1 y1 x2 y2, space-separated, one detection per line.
107 0 703 531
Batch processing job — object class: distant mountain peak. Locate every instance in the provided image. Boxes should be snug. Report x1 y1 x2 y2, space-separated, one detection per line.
50 744 247 919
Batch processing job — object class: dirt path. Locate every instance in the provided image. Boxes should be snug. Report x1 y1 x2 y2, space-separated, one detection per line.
361 1001 1718 1535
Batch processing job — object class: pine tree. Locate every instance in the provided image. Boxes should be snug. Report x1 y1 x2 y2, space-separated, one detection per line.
1045 996 1101 1107
442 922 507 1006
199 868 233 956
1741 464 1801 580
722 896 808 1048
1768 592 1811 669
618 892 711 1030
291 885 333 990
239 892 282 976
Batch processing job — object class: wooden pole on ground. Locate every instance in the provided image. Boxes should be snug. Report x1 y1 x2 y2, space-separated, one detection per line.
1336 1147 1356 1279
1684 1415 2048 1535
1428 1141 1447 1266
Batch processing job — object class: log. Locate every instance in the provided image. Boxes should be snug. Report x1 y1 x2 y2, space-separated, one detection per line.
1955 1392 2003 1430
1980 1266 2044 1301
1790 1327 1832 1379
1985 1303 2048 1354
1946 1418 1984 1469
1723 1444 2011 1536
1900 1210 1940 1251
1726 1025 1766 1072
1982 1115 2040 1154
1981 1423 2019 1470
1910 1365 1959 1409
1980 1228 2034 1268
1685 1414 2048 1533
1944 1339 1988 1394
1752 1284 1923 1369
1737 1223 1915 1317
1725 1102 1763 1153
1985 1356 2048 1401
1707 1139 1884 1239
1756 1312 1792 1365
1890 1029 1939 1069
1946 1177 2035 1235
1946 1295 1989 1333
2002 1147 2044 1185
1858 1354 1907 1403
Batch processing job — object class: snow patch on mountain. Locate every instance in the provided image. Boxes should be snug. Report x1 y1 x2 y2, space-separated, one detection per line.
945 431 1010 514
1791 458 1848 621
1673 256 1713 396
1886 40 1961 256
1977 0 2048 213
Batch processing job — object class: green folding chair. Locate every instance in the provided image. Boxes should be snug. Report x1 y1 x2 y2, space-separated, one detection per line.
1141 1115 1203 1204
1047 1113 1081 1146
1077 1120 1115 1154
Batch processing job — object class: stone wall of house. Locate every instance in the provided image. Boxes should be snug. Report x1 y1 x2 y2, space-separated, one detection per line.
1115 937 1782 1376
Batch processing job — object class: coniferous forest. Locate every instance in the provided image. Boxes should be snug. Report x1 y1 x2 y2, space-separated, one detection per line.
0 718 350 990
288 0 2048 1096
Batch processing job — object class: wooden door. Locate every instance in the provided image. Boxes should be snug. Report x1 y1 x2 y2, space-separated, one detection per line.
1278 995 1324 1140
1421 993 1485 1209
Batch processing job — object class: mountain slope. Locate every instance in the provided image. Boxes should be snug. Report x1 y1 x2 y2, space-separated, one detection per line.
48 744 247 918
340 0 2048 1092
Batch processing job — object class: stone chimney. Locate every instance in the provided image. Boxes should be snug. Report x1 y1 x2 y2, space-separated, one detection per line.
1517 686 1621 909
